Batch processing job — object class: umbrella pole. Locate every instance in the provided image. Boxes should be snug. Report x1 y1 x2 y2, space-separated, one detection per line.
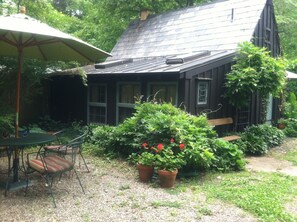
15 49 23 138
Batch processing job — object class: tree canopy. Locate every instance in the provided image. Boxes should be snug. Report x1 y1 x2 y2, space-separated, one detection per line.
0 0 295 58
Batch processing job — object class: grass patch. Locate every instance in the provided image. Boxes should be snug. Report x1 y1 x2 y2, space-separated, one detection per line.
282 151 297 166
186 171 297 222
196 205 212 216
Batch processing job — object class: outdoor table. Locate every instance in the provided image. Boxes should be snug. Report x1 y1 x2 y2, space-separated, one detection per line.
0 133 56 189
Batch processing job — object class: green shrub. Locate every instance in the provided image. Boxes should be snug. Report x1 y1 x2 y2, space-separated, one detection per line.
0 114 14 136
284 92 297 119
238 124 285 155
89 125 118 156
283 118 297 137
209 139 246 171
112 102 217 170
90 101 246 172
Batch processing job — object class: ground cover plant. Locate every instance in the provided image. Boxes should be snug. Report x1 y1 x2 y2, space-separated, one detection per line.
236 124 285 155
90 101 245 172
182 171 297 222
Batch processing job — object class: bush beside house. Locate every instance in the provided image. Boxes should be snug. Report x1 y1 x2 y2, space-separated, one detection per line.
90 102 245 173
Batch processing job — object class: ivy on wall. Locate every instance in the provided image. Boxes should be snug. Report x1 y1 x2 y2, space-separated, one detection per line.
225 42 286 109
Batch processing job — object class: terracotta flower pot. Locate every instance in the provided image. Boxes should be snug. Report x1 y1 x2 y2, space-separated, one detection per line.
277 123 286 129
137 164 154 182
157 169 178 188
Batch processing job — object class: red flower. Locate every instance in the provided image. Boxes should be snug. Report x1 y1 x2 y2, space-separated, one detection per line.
142 142 148 148
179 143 185 149
170 138 175 143
157 143 164 151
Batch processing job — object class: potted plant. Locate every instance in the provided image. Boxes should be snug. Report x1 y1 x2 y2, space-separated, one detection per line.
154 142 186 188
129 141 156 183
135 152 155 182
277 118 286 129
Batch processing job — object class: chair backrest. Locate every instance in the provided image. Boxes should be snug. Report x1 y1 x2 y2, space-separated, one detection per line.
68 131 87 144
53 128 88 145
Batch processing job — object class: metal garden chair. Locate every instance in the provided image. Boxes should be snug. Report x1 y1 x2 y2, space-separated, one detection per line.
26 141 85 207
44 130 89 172
0 133 13 195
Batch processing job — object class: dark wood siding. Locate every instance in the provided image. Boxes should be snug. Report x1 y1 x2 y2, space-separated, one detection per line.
187 62 235 120
253 0 281 57
49 75 87 124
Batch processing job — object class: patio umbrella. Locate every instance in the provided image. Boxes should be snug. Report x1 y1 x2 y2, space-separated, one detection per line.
0 12 111 137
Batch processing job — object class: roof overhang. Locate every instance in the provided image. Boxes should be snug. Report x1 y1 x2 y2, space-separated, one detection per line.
286 70 297 80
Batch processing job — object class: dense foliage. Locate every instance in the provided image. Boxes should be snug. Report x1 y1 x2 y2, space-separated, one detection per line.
274 0 297 59
225 42 286 109
236 124 285 155
282 118 297 137
209 139 245 171
0 114 14 136
284 92 297 118
90 102 245 172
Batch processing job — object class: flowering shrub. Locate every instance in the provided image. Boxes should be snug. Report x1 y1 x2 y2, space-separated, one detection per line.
154 140 187 172
129 138 187 171
91 101 245 173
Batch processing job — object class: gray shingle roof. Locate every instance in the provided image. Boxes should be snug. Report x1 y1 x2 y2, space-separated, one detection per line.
109 0 266 60
87 50 235 75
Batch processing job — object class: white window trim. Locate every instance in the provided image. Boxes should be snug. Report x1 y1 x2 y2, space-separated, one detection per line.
87 84 107 124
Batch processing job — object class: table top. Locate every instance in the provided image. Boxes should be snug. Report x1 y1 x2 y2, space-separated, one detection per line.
0 133 56 147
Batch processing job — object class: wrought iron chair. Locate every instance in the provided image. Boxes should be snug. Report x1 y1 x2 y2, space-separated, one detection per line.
26 141 85 207
44 131 89 172
0 133 13 195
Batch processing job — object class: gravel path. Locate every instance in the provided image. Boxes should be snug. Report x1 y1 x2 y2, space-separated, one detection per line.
0 157 257 222
3 137 297 222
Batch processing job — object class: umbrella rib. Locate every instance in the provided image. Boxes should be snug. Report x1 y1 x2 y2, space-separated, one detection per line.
24 38 59 47
62 40 94 62
0 33 18 47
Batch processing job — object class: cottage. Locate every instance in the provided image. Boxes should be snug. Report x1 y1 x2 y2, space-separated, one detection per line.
50 0 281 130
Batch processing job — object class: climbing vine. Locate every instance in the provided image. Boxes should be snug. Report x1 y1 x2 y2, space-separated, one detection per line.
225 42 286 109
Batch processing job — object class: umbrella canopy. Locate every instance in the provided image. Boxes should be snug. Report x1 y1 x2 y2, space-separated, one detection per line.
0 13 111 63
0 12 111 137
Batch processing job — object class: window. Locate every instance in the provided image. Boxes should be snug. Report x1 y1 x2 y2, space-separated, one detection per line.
197 82 209 105
117 83 141 123
149 83 177 105
88 84 106 124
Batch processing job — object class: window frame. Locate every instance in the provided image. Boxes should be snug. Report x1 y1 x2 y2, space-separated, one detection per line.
116 82 141 124
87 83 107 124
147 82 178 105
196 81 209 106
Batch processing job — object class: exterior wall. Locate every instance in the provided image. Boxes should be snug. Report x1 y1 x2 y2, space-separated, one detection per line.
87 74 180 125
49 75 88 124
253 0 281 57
183 61 237 134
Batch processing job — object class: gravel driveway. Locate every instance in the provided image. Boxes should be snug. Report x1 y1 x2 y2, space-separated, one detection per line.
0 155 257 222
